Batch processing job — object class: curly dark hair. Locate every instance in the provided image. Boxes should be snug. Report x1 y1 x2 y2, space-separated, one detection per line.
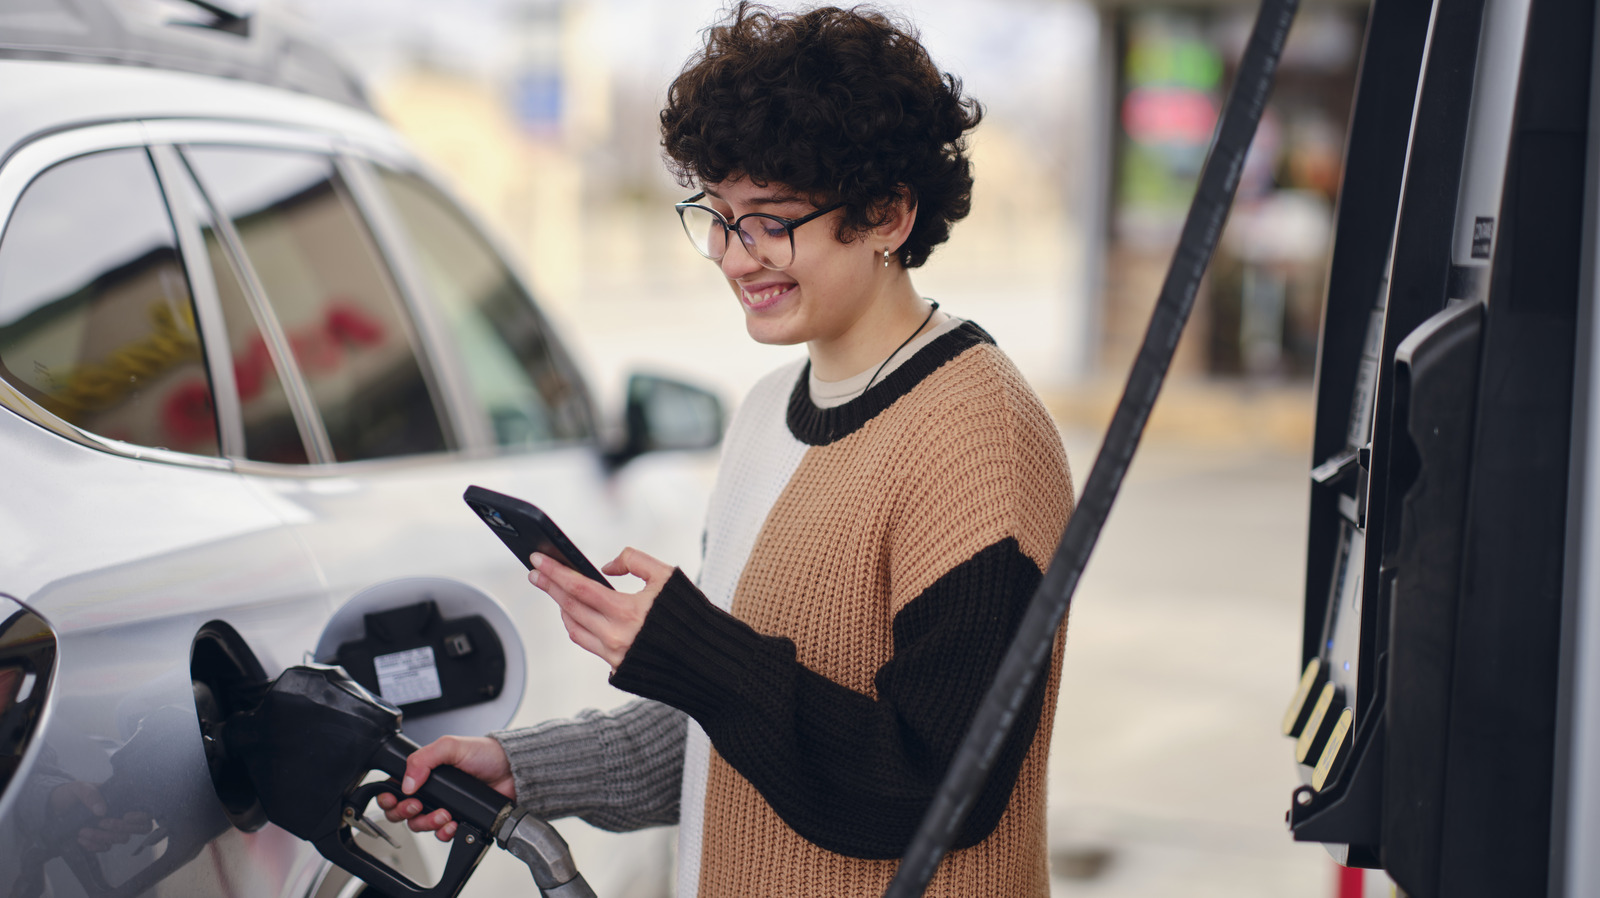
660 3 983 268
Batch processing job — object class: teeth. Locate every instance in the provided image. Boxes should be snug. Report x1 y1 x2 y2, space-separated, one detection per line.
744 286 786 304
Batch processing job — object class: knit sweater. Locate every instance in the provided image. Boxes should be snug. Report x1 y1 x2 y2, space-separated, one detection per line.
496 320 1072 897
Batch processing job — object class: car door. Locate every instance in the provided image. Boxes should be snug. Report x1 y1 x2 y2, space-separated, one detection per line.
168 131 701 893
169 134 643 721
0 128 333 898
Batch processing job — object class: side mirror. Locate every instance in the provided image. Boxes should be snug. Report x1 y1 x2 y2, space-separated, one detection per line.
608 373 723 466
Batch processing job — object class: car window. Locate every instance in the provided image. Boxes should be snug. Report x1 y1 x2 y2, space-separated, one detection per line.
372 167 592 448
0 149 220 456
183 147 448 462
164 153 311 464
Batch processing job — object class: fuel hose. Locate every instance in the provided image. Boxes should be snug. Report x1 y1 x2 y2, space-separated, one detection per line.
882 0 1301 892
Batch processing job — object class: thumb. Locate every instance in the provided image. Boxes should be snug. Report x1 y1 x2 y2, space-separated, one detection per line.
609 547 674 585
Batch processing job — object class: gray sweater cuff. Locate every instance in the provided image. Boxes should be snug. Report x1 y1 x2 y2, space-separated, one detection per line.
491 698 687 832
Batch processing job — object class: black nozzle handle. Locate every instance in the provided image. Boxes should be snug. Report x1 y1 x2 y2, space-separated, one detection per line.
369 733 512 834
312 816 491 898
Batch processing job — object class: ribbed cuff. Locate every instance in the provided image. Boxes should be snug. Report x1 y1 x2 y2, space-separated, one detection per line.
609 568 775 724
492 714 614 819
490 699 687 831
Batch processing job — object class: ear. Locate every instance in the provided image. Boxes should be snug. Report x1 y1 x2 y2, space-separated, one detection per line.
872 188 918 258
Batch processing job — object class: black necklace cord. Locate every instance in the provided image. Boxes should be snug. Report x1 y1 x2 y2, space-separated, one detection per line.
881 0 1299 892
864 300 941 393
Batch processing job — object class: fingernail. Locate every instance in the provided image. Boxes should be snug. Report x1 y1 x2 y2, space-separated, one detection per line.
531 553 544 569
402 776 415 794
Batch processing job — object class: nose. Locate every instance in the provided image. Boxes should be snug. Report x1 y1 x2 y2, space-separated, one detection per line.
719 238 766 280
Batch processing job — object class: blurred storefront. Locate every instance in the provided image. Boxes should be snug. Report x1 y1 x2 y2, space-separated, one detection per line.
1081 0 1368 381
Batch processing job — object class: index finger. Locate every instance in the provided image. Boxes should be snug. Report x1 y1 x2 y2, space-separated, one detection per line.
401 738 459 795
531 553 609 598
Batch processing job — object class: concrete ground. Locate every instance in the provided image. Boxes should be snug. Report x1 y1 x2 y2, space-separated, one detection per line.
1046 427 1333 897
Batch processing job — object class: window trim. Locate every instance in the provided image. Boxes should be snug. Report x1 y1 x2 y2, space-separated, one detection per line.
147 144 248 458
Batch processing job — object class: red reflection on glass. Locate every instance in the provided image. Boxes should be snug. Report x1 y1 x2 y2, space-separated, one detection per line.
162 380 215 446
233 301 389 397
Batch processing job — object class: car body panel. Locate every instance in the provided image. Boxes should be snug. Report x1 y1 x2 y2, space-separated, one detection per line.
0 407 329 897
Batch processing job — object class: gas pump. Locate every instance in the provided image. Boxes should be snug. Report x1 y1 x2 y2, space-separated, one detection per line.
1280 0 1593 894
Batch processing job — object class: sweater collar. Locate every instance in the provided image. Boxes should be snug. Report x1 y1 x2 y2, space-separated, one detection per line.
786 319 994 446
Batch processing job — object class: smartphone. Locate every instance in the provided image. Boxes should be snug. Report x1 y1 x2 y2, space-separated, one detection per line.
463 485 609 585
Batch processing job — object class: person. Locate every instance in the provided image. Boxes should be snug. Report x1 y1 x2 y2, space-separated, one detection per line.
378 3 1074 895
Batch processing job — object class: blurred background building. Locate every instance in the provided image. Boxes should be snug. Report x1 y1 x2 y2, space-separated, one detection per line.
279 0 1362 401
261 0 1384 894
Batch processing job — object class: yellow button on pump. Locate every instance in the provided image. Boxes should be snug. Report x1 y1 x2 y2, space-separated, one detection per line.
1311 707 1355 790
1296 682 1339 764
1283 658 1325 737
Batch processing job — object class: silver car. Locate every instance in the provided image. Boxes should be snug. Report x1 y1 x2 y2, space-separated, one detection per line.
0 4 720 897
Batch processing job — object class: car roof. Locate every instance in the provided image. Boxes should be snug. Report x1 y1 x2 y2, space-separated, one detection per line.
0 0 370 113
0 57 404 166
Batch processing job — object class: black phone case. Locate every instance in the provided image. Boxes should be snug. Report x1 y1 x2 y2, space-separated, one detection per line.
463 485 608 584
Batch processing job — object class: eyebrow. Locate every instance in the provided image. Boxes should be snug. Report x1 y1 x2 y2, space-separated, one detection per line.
703 187 810 208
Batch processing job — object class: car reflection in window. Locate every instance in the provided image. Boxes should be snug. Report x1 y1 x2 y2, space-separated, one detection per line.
0 149 219 456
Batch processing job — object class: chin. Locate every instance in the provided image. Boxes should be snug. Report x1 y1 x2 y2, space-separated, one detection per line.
744 318 804 347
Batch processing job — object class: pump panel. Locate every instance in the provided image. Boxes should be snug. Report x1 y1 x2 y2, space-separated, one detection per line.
1284 0 1592 893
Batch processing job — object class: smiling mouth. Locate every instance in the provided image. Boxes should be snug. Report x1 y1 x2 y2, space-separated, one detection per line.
741 284 795 308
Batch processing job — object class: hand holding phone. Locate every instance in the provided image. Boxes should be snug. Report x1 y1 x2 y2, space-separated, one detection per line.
463 486 608 584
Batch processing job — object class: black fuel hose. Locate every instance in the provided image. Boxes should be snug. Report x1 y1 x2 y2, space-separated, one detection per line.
882 0 1301 892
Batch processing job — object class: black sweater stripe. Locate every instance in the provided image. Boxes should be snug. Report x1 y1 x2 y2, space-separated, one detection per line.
786 320 995 446
609 537 1049 859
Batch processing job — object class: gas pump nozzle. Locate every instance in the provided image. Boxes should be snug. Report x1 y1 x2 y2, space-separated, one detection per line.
211 664 594 898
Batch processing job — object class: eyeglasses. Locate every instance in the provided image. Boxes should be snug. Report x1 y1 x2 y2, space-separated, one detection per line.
674 192 845 270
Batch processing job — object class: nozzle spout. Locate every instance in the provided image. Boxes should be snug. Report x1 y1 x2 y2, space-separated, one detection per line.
495 808 597 897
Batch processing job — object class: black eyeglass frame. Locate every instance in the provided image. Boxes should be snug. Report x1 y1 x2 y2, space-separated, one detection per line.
674 191 846 270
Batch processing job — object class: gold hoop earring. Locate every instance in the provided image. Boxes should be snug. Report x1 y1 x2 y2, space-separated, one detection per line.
882 249 892 268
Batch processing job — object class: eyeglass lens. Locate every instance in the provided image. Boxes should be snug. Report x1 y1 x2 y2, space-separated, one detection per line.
678 205 795 269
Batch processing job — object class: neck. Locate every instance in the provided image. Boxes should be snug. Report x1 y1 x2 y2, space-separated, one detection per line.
807 276 932 381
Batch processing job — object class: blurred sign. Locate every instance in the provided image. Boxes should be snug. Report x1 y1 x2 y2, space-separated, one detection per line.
513 70 563 135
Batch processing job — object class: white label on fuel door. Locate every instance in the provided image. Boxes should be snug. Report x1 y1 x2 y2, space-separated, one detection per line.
373 646 443 706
